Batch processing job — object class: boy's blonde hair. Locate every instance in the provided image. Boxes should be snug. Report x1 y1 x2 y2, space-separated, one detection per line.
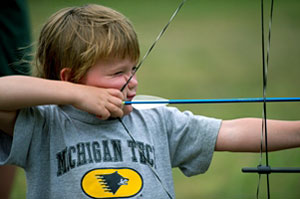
35 4 140 82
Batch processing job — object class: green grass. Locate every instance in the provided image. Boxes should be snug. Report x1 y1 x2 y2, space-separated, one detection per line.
10 0 300 198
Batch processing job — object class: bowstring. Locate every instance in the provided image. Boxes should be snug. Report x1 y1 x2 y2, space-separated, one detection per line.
118 118 173 198
257 0 274 198
118 1 187 198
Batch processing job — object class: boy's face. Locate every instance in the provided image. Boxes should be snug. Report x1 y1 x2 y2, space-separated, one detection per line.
79 57 138 100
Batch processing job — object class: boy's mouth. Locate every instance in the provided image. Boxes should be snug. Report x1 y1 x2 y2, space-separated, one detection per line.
126 94 136 101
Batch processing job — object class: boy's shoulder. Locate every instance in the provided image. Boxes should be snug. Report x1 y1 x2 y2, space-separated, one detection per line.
16 105 68 125
130 106 208 125
131 106 222 130
131 106 181 119
132 106 202 119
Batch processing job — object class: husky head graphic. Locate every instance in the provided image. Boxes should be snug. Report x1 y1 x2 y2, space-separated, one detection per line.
96 171 129 194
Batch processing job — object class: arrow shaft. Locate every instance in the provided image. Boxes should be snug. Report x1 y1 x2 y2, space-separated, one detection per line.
124 97 300 105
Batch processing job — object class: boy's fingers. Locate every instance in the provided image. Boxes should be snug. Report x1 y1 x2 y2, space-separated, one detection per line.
110 97 124 108
107 89 124 99
123 104 132 116
97 109 110 120
94 88 125 119
107 92 133 117
106 103 124 118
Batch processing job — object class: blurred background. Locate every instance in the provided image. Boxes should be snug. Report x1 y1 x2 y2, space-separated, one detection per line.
11 0 300 198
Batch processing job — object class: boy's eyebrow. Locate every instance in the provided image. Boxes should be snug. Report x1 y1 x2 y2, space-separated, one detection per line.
111 61 135 70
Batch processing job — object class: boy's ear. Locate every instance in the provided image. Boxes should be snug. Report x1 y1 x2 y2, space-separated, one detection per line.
60 68 72 81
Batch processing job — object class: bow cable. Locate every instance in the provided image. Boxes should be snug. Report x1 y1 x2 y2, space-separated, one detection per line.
257 0 274 198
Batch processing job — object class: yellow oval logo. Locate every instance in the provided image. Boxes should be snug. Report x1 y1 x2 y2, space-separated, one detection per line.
81 168 143 198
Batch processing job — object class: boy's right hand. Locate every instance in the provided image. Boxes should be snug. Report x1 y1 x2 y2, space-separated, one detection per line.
72 84 126 120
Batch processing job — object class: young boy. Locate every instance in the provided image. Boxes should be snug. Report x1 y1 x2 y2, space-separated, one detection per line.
0 4 299 199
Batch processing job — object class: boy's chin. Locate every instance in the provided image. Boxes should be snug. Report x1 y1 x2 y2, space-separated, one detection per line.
123 105 133 116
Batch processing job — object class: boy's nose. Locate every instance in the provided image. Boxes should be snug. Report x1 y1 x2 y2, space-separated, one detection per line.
121 73 138 92
127 75 138 89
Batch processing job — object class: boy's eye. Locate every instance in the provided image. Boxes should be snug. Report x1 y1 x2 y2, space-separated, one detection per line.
113 66 136 76
113 71 124 76
131 66 137 73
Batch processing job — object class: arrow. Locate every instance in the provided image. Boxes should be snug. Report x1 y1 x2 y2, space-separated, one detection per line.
124 95 300 109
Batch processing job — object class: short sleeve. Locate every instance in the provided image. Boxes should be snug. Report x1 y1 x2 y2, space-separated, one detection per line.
0 106 47 168
164 107 221 176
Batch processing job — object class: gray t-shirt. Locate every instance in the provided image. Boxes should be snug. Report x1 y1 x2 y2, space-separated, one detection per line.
0 105 221 199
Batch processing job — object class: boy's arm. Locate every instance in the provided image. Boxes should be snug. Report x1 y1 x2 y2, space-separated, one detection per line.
215 118 300 152
0 76 125 136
